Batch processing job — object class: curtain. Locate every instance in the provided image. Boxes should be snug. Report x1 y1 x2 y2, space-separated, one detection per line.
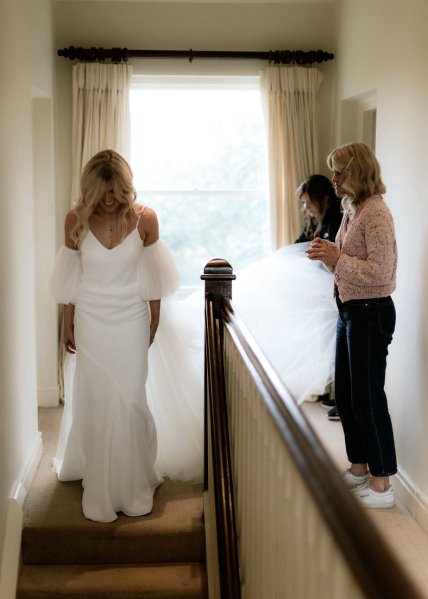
260 66 323 249
59 62 132 400
70 62 132 205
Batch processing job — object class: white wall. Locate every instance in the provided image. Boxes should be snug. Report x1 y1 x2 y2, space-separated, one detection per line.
33 98 59 408
31 0 59 410
0 0 55 594
333 0 428 525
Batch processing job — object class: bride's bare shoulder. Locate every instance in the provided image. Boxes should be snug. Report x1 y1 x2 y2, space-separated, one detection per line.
136 205 159 244
65 209 77 225
65 209 78 248
132 203 144 216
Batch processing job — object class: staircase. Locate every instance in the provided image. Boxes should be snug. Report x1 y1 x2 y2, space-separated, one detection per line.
16 410 208 599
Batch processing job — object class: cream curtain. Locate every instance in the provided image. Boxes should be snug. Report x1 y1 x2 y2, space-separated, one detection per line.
70 62 132 205
59 62 132 400
260 66 323 249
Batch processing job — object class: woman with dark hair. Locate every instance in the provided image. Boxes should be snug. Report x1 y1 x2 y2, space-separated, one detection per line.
307 143 397 509
295 174 342 244
295 174 342 417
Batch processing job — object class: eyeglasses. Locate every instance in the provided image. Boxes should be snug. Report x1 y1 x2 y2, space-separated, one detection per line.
333 155 354 177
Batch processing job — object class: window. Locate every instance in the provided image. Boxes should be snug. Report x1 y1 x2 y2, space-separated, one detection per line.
130 76 270 287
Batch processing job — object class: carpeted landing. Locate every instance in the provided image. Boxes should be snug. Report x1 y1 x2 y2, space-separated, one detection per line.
17 408 208 599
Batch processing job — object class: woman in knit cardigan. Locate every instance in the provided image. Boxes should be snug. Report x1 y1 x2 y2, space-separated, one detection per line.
307 142 398 509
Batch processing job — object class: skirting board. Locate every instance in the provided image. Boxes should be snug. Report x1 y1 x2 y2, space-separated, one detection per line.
0 499 23 599
0 432 43 599
37 386 59 408
394 467 428 535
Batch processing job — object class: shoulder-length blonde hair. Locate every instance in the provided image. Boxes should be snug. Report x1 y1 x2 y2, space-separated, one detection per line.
71 149 137 247
327 142 386 215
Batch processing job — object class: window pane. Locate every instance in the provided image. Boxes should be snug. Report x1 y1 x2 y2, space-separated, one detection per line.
130 88 267 191
138 192 270 287
130 82 270 286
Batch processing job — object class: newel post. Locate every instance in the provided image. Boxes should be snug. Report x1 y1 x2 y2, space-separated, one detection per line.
201 258 236 492
201 258 236 319
201 258 241 599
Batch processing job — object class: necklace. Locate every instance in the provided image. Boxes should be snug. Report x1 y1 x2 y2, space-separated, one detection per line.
90 208 121 248
96 213 118 241
106 220 117 240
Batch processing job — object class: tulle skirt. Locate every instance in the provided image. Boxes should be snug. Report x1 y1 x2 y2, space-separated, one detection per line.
146 242 337 482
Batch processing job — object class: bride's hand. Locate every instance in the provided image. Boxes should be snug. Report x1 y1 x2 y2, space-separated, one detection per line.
149 319 159 346
306 237 341 268
64 327 76 354
149 299 161 346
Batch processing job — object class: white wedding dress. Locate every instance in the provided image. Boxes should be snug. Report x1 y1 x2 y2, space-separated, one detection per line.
50 228 180 522
51 239 337 520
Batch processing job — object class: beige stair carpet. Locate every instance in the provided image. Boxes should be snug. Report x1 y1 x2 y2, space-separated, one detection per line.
17 408 208 599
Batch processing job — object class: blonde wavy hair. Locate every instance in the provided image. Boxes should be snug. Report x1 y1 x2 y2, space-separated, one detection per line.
327 142 386 216
71 150 137 247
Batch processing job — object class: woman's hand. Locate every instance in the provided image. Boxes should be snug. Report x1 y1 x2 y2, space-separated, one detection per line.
64 328 76 354
306 237 342 269
63 304 76 354
149 299 161 346
149 319 159 346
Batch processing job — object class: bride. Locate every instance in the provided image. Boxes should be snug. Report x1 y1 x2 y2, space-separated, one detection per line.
50 150 180 522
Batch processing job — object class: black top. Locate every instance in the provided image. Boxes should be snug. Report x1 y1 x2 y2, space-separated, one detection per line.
295 201 343 244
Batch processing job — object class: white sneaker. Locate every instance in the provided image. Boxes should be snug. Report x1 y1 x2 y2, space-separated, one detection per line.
343 469 371 488
353 481 395 509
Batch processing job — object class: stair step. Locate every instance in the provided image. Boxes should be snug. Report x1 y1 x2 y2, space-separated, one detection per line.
17 562 208 599
19 411 208 597
22 480 205 565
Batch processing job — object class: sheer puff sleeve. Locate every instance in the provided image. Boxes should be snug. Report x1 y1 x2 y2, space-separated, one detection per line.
49 245 82 305
137 239 181 300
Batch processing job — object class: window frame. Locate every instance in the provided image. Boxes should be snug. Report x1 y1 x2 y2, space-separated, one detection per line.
129 75 270 286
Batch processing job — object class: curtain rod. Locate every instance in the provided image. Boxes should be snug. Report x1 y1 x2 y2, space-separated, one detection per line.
57 46 334 65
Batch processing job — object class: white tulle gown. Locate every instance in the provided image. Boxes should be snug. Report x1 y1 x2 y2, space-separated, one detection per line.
50 228 180 522
231 242 338 404
143 242 337 481
51 239 337 521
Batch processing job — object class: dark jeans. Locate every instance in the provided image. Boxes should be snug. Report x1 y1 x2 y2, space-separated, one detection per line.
335 296 397 477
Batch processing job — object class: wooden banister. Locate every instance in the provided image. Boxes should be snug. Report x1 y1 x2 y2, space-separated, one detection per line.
202 259 240 599
202 256 423 599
